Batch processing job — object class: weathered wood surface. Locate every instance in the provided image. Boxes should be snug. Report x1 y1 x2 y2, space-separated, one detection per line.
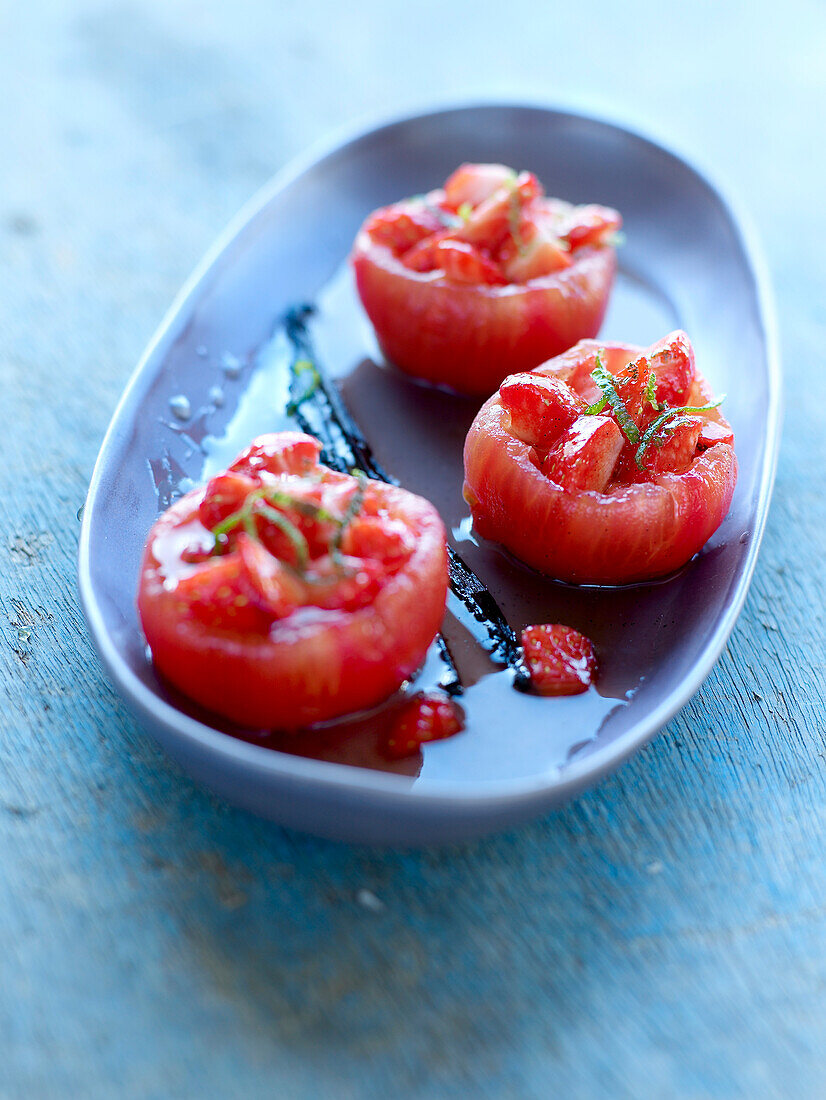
1 2 824 1097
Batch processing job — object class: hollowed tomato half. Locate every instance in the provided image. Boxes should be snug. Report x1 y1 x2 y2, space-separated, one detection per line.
463 333 737 584
138 433 448 728
351 163 620 396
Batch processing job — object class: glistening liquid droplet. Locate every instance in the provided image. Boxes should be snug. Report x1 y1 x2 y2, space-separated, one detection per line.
169 395 191 421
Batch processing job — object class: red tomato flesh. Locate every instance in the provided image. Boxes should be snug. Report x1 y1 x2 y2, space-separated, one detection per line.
352 162 621 396
138 433 449 728
463 331 737 584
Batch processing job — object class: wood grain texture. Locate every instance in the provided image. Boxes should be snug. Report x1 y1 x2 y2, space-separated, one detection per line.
1 1 824 1097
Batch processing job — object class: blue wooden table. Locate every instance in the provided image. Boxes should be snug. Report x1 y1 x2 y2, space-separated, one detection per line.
2 2 824 1096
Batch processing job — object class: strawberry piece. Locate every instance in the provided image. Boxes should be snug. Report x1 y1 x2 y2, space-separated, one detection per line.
634 416 702 479
340 515 413 569
498 212 572 282
237 534 305 619
303 555 384 612
253 505 312 570
444 163 517 209
612 360 651 425
499 373 585 449
521 624 597 696
229 432 321 478
364 203 446 253
697 418 735 450
559 203 622 249
454 171 542 249
382 691 465 758
643 330 696 407
199 472 258 530
400 230 451 272
176 556 273 633
541 415 624 492
435 238 507 285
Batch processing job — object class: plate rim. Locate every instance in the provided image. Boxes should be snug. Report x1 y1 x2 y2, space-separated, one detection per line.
77 98 782 811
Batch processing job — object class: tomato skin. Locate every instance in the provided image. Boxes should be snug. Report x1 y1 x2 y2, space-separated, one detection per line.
352 234 617 396
138 440 448 729
463 341 737 584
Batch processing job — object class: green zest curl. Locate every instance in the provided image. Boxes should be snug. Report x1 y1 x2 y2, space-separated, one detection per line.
211 487 310 569
586 353 640 445
330 470 367 567
210 474 369 577
643 370 660 411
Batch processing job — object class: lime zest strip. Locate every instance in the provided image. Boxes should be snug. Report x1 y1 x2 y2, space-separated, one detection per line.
587 353 640 445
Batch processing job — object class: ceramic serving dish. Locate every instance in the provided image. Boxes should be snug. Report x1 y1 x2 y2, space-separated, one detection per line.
78 104 780 844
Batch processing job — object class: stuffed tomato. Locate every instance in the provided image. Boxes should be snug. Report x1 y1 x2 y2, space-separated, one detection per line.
138 432 448 728
351 162 621 396
463 331 737 584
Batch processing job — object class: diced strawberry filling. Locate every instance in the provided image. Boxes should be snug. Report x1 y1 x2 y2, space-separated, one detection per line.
199 472 259 530
698 419 735 450
434 239 508 285
498 212 572 282
340 515 414 569
365 163 620 287
237 534 306 618
558 203 622 248
176 556 274 633
632 417 703 479
643 331 696 407
498 330 732 489
184 434 420 622
453 171 542 249
301 555 385 612
228 432 322 478
400 230 452 272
